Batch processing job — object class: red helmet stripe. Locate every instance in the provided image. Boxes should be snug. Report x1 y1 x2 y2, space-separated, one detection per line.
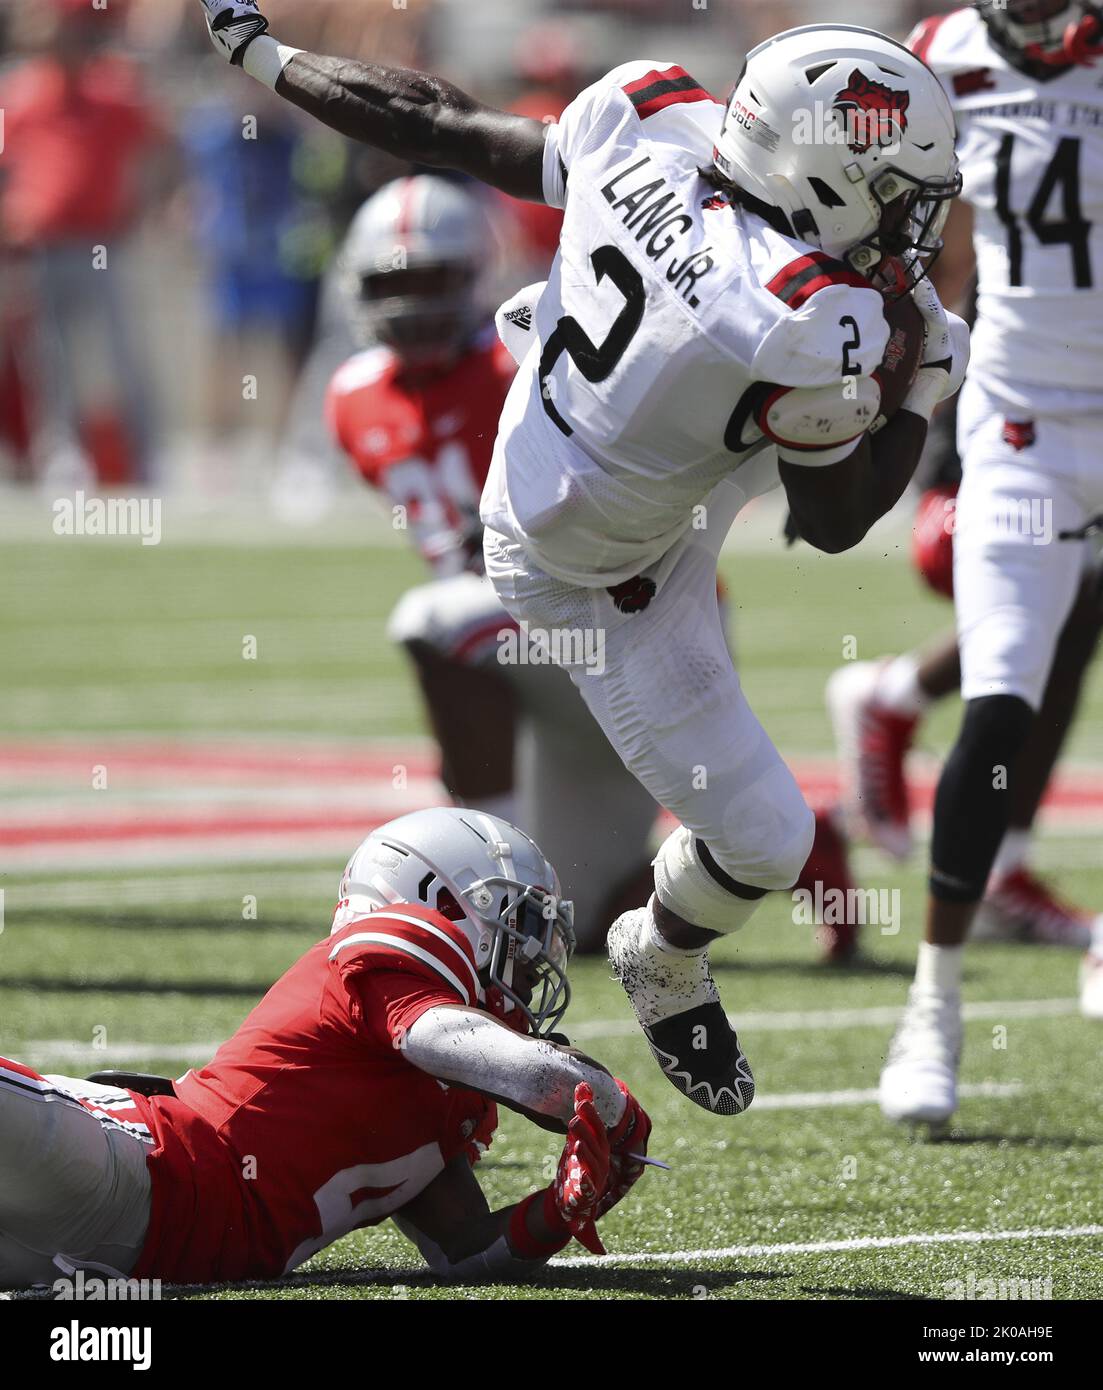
396 176 418 238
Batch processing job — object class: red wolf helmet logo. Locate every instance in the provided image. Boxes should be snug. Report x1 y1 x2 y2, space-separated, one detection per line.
833 69 910 153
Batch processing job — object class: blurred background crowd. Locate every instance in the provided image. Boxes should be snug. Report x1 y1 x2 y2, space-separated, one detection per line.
0 0 948 513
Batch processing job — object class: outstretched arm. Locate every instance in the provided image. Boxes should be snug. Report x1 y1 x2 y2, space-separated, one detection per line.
197 1 549 200
395 1081 640 1279
392 1009 651 1277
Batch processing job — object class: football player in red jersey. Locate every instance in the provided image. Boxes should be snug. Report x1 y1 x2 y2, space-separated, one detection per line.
0 809 650 1288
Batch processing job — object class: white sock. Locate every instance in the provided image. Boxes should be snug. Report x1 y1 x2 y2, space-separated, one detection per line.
644 897 709 958
610 903 716 1026
990 828 1031 880
875 654 929 717
914 940 963 995
1090 918 1103 956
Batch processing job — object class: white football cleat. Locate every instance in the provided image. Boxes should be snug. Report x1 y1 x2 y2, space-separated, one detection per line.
607 907 755 1115
879 986 962 1126
826 660 917 861
1079 953 1103 1020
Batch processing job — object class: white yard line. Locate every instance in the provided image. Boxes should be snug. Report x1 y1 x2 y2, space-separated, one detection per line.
12 999 1076 1064
10 1040 1023 1112
750 1081 1021 1110
552 1223 1103 1268
10 1000 1072 1061
569 996 1078 1040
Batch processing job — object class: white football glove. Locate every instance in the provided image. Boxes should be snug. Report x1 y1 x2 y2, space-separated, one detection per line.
902 277 970 421
198 0 269 65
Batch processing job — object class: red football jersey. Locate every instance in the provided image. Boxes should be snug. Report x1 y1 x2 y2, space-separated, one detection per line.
126 905 496 1283
326 328 516 575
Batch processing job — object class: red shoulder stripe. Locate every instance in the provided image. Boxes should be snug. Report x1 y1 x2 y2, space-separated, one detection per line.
623 65 712 120
329 909 481 1004
766 252 870 310
909 11 954 63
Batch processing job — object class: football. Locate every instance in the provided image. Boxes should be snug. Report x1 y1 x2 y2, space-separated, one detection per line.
873 289 925 426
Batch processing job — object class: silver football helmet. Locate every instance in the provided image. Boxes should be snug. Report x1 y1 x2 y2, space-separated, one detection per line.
333 807 575 1037
340 175 494 367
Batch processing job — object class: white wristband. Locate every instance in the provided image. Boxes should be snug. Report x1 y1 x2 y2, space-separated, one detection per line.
900 366 948 424
242 35 304 90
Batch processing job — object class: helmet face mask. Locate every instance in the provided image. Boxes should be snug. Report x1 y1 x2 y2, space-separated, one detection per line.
976 1 1083 66
475 878 574 1037
357 262 478 367
848 164 962 293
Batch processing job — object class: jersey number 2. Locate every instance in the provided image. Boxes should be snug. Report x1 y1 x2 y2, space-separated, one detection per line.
540 244 646 437
995 134 1093 289
839 315 862 376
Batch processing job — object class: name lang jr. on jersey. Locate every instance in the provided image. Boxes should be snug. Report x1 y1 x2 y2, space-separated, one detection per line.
601 155 717 308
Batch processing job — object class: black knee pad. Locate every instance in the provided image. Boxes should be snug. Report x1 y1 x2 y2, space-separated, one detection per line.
930 695 1034 904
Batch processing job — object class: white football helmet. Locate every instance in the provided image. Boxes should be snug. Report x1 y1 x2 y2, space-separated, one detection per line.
340 175 494 367
713 24 961 291
332 807 575 1036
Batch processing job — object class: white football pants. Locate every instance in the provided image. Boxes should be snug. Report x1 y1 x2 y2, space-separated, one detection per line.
954 377 1103 710
484 479 814 894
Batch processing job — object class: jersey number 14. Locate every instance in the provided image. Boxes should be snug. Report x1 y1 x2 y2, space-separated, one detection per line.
995 134 1093 289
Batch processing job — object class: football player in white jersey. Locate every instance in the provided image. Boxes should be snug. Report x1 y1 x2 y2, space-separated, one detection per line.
873 0 1103 1128
196 3 969 1113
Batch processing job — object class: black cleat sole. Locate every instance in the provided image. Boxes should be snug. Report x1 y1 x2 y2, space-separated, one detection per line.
643 1001 755 1115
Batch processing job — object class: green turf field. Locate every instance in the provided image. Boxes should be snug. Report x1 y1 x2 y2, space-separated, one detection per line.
2 518 1102 1300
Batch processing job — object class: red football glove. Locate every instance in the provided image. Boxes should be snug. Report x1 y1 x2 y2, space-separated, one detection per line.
596 1079 653 1218
551 1083 611 1254
1027 11 1103 66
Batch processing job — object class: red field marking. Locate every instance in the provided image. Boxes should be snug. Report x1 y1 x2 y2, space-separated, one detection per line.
0 808 402 847
2 741 1102 853
0 741 439 783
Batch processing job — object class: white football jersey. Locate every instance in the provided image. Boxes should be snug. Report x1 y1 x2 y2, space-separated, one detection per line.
480 60 889 586
912 8 1103 408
